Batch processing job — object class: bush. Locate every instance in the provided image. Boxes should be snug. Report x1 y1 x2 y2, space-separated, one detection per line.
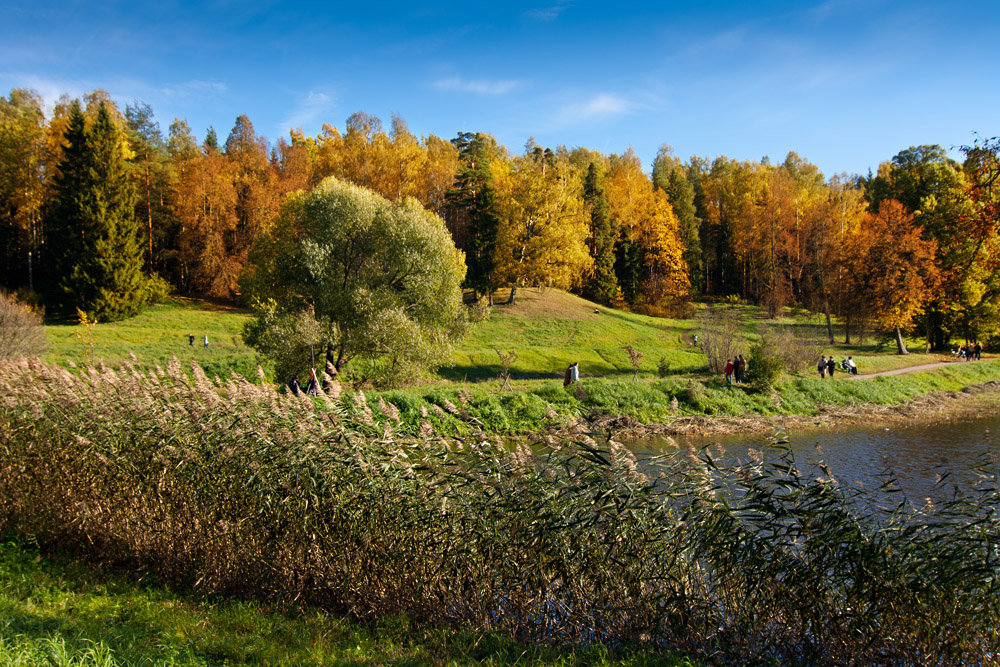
678 379 706 409
0 291 46 358
764 324 824 374
656 356 671 378
746 341 784 392
697 305 746 374
2 357 998 663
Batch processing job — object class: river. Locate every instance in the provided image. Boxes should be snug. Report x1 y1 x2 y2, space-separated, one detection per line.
630 410 1000 501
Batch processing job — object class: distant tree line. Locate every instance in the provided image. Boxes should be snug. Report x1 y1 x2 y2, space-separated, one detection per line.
0 87 997 351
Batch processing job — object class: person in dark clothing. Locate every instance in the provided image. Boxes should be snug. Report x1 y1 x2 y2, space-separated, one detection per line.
826 356 836 377
288 374 301 395
304 369 318 396
188 333 195 346
737 354 747 383
975 342 983 360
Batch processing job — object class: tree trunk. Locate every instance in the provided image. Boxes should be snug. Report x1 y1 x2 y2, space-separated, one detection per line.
844 313 851 345
824 305 834 344
488 290 494 307
508 286 517 305
325 343 338 374
895 326 909 355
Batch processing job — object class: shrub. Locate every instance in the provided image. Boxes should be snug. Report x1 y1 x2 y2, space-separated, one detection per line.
746 341 784 392
764 324 824 374
697 305 746 373
0 291 46 359
1 358 998 663
678 379 706 409
656 356 671 378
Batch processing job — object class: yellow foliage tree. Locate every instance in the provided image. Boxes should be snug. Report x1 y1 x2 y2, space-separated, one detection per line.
604 150 690 309
491 152 591 302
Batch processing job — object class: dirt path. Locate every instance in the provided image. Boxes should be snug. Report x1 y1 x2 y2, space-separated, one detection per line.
850 358 980 380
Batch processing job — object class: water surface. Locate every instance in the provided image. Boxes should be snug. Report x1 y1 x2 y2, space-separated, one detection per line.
630 410 1000 500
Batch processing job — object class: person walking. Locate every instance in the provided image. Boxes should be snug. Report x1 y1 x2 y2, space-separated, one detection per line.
724 358 734 385
975 342 982 360
737 354 747 384
826 356 836 378
817 356 827 379
188 333 194 346
203 334 209 348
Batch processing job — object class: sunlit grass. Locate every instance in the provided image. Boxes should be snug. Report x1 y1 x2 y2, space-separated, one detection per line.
36 291 995 434
44 297 260 380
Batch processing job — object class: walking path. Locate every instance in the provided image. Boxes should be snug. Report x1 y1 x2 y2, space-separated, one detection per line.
851 358 982 380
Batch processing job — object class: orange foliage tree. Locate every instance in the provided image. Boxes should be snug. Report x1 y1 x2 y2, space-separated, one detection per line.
840 199 938 353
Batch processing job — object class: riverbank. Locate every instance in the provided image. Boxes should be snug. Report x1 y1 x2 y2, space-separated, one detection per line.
369 358 1000 439
632 377 1000 440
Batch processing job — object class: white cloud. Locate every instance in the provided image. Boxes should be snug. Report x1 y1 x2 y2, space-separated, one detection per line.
160 79 229 99
525 0 573 21
279 90 335 133
433 76 521 95
563 93 632 120
0 73 90 110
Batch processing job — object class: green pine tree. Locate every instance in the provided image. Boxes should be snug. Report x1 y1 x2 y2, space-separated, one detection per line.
44 101 90 313
447 132 500 302
45 101 158 321
581 162 619 303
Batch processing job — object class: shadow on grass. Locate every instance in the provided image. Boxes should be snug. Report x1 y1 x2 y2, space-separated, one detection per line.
0 537 696 666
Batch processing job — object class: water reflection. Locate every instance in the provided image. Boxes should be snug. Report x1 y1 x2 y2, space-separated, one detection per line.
628 411 1000 501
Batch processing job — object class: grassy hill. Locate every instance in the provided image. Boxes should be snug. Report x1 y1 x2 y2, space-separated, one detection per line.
441 289 704 382
42 289 953 386
45 297 258 380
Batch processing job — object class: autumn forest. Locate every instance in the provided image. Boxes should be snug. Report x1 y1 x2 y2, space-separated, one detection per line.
1 87 998 351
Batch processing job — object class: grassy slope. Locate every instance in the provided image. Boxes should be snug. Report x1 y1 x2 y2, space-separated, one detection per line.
442 290 703 381
44 297 259 380
444 290 947 382
39 290 990 433
0 539 693 666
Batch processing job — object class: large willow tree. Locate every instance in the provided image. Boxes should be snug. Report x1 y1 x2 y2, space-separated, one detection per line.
242 177 467 384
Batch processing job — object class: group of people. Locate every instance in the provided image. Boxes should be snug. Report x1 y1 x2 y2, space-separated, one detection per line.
723 355 747 384
288 369 320 396
818 355 857 378
955 343 982 360
188 333 209 348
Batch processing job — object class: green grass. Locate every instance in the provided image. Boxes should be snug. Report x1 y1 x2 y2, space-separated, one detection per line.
441 290 705 381
366 360 1000 435
38 290 994 434
0 539 696 666
44 297 261 381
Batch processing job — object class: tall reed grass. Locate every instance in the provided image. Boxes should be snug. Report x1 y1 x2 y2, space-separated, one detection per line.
0 357 997 663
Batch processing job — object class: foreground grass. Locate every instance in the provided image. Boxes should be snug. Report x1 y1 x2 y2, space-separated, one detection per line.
0 540 693 666
3 357 996 663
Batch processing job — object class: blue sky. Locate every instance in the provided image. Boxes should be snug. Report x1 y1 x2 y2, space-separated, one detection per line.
2 0 997 177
